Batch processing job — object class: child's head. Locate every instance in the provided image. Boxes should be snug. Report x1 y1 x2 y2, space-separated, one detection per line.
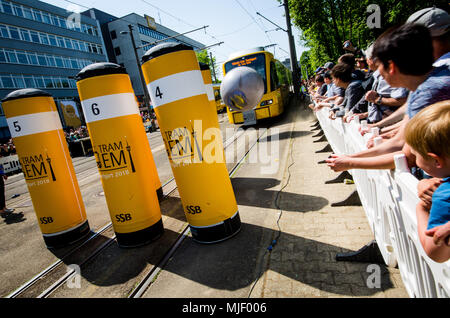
405 100 450 178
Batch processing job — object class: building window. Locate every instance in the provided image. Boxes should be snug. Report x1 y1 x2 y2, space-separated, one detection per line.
13 76 25 88
65 38 73 49
24 76 35 87
16 52 28 64
57 36 65 48
39 33 49 45
46 55 56 67
5 50 17 63
54 56 63 67
37 55 47 66
42 12 51 24
34 76 44 88
13 4 23 17
1 2 13 14
20 29 30 42
1 75 13 88
23 7 33 20
110 30 117 39
48 34 57 46
9 26 20 40
114 47 121 56
28 53 38 65
33 9 42 22
44 77 54 88
61 78 69 88
0 25 8 38
30 31 40 43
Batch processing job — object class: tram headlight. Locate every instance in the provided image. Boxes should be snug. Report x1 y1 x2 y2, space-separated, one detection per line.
260 99 273 107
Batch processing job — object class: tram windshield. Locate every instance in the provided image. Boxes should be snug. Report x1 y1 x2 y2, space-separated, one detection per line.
224 53 267 94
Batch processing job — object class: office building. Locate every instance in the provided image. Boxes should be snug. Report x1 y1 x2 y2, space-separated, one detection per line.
0 0 108 138
87 10 205 109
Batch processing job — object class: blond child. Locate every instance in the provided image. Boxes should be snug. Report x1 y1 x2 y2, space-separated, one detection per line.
405 100 450 263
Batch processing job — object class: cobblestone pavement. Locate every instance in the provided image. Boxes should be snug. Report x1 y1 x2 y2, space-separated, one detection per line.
251 103 408 298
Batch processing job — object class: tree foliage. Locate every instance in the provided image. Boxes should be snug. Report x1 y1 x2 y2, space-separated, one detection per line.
289 0 450 78
196 49 220 83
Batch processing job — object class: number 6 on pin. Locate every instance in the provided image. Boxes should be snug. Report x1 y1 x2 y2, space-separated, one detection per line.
76 63 164 248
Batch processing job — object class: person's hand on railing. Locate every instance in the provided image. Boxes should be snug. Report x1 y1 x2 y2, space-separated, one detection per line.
426 221 450 247
417 177 443 210
359 123 374 136
326 154 352 172
328 110 335 120
366 136 377 149
314 103 324 111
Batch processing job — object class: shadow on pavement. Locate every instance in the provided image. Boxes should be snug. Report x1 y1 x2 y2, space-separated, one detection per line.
231 177 329 212
54 221 393 297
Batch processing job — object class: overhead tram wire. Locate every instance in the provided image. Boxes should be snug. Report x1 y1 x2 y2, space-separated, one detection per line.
59 0 90 10
215 21 255 37
234 0 273 46
246 0 275 44
140 0 236 49
139 0 238 59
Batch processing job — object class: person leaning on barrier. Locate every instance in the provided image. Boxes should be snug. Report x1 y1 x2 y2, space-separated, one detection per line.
360 6 450 136
338 53 367 81
311 71 345 110
348 43 409 126
328 63 365 120
308 75 328 110
326 23 450 173
404 100 450 263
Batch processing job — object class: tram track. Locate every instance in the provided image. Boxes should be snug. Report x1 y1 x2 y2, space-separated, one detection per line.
6 124 251 298
128 127 268 298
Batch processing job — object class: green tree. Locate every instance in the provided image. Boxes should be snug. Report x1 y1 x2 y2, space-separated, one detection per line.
196 50 220 83
289 0 449 72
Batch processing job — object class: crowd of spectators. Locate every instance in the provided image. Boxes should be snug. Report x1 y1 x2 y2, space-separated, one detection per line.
306 7 450 263
64 126 89 142
141 110 159 132
0 139 16 157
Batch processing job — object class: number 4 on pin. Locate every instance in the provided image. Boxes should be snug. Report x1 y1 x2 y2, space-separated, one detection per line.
155 86 163 99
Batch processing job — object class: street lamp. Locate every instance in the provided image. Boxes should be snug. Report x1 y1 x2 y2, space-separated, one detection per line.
120 24 152 115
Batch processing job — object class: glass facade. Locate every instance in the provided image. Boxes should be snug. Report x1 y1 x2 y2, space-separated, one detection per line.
0 74 77 89
0 48 96 69
137 24 196 49
0 23 104 54
0 0 99 37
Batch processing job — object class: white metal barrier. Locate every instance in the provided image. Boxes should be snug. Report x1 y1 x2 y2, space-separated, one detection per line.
312 103 450 298
0 154 21 174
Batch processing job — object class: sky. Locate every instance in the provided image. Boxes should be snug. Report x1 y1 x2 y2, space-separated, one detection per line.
40 0 308 79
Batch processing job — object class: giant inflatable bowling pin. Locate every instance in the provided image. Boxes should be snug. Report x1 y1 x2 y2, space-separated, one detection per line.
2 89 90 248
76 63 163 248
199 62 216 112
141 43 241 243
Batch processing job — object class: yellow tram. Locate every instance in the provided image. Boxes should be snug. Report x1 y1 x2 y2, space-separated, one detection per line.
212 83 226 113
222 47 292 125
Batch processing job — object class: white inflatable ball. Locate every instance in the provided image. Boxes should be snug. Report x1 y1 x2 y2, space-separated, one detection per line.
220 66 264 112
